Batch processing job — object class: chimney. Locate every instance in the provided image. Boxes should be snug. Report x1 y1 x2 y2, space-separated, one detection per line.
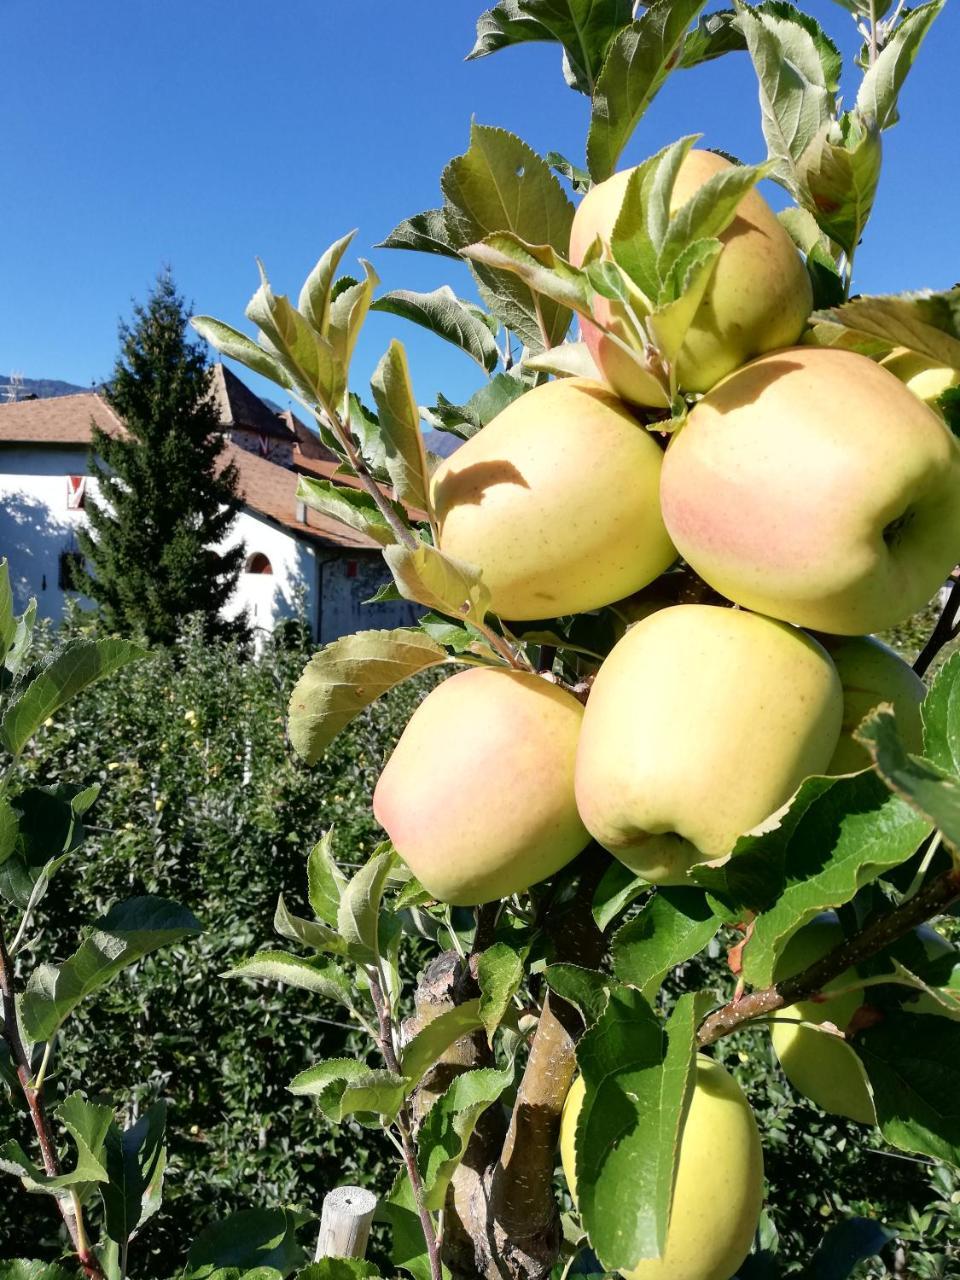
295 499 308 525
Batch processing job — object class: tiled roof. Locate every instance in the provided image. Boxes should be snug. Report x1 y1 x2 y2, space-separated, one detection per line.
209 363 295 440
0 391 378 549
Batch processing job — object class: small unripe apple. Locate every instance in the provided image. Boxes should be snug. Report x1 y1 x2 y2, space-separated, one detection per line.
373 668 589 905
430 377 676 621
574 605 843 883
820 634 926 773
660 347 960 635
560 1056 764 1280
569 148 812 404
880 347 960 411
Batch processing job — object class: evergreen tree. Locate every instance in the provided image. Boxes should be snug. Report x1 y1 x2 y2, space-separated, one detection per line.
76 271 245 644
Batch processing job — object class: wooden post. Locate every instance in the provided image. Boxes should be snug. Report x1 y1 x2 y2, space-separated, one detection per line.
315 1185 379 1261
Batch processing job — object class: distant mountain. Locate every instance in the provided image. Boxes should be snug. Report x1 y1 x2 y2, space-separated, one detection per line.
0 376 90 400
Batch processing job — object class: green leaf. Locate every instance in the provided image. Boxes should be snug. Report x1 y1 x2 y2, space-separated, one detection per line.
657 159 771 283
328 260 379 380
20 896 202 1042
543 964 611 1025
298 232 357 336
921 651 960 775
856 0 945 131
370 341 431 513
337 845 397 965
417 1065 515 1209
247 264 342 408
691 772 930 985
372 288 500 373
382 542 491 628
184 1208 310 1279
0 784 87 909
4 599 37 677
857 1011 960 1167
679 9 746 67
307 831 349 928
468 0 633 96
102 1102 168 1249
737 2 838 194
380 1173 452 1280
649 238 723 363
296 476 404 547
575 989 699 1270
0 1264 75 1279
274 894 347 956
224 952 354 1007
547 150 593 193
296 1263 382 1280
377 208 461 259
441 123 575 351
190 317 295 391
587 0 709 181
611 889 718 1000
1 1095 111 1195
0 796 18 869
477 942 528 1043
288 1058 409 1123
400 1000 485 1082
857 706 960 854
424 373 529 440
523 341 601 379
0 559 14 657
0 639 145 757
462 234 593 320
812 288 960 371
795 115 882 257
287 629 450 765
592 861 647 931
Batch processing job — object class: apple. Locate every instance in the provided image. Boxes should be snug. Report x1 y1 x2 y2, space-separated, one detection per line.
574 605 843 883
429 377 676 621
568 148 812 405
820 634 926 774
373 667 589 905
660 347 960 635
561 1055 763 1280
881 347 960 412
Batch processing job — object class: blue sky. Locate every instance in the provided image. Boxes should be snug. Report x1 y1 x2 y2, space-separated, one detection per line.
2 1 956 414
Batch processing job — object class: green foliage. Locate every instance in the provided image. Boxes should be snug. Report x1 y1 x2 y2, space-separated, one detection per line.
75 272 245 645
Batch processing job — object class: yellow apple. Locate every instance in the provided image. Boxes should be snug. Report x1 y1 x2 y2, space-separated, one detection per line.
574 605 843 883
568 148 812 405
660 347 960 634
561 1056 764 1280
881 347 960 411
430 377 676 621
820 634 926 774
373 668 589 905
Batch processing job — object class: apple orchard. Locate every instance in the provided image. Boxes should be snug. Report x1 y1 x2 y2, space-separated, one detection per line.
5 2 960 1279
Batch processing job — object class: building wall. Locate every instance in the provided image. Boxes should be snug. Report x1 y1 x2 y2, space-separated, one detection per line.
221 509 319 635
317 553 421 645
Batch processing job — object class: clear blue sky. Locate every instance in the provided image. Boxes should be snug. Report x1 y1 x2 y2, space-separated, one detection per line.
2 0 956 413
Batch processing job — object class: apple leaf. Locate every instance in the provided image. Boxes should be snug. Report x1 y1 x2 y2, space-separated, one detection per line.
307 831 348 928
795 115 882 257
295 476 404 547
0 1264 76 1280
102 1102 168 1249
692 772 930 985
327 260 378 378
737 2 838 195
287 628 451 765
477 941 528 1042
287 1058 409 1123
298 1262 382 1280
370 340 431 513
544 964 612 1026
441 123 575 351
273 895 348 955
337 844 398 966
20 897 202 1043
417 1065 515 1209
298 231 357 336
857 706 960 855
0 1094 111 1197
372 287 500 373
609 137 696 301
377 207 461 259
184 1208 310 1279
857 1011 960 1167
191 316 295 391
592 860 648 931
612 889 718 1000
523 341 601 379
222 952 354 1008
587 0 709 181
856 0 945 131
381 1173 453 1280
811 288 960 370
679 10 746 67
463 234 594 320
400 1000 485 1083
657 159 771 283
383 542 491 629
921 652 960 776
575 989 700 1270
798 1218 896 1280
424 372 530 441
246 263 343 407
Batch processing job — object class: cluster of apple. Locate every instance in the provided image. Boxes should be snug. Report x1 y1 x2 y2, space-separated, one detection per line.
375 148 960 908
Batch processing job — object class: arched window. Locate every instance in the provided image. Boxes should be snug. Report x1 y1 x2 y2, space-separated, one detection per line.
244 552 273 575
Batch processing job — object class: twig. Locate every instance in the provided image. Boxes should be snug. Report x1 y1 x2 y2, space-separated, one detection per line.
697 863 960 1047
317 405 420 551
0 920 106 1279
914 575 960 677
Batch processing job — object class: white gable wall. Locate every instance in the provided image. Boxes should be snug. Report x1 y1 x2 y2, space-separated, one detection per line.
221 508 318 634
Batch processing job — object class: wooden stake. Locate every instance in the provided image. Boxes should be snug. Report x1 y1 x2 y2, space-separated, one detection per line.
315 1185 378 1261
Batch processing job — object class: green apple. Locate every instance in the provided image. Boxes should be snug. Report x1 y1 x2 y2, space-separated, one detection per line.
660 347 960 634
881 347 960 412
574 605 843 883
560 1055 763 1280
373 668 589 905
429 377 676 621
820 634 926 773
568 148 812 405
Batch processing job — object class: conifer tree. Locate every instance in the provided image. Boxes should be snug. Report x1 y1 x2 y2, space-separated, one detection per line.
76 271 245 643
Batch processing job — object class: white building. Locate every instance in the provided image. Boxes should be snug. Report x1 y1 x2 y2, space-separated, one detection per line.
0 367 421 642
